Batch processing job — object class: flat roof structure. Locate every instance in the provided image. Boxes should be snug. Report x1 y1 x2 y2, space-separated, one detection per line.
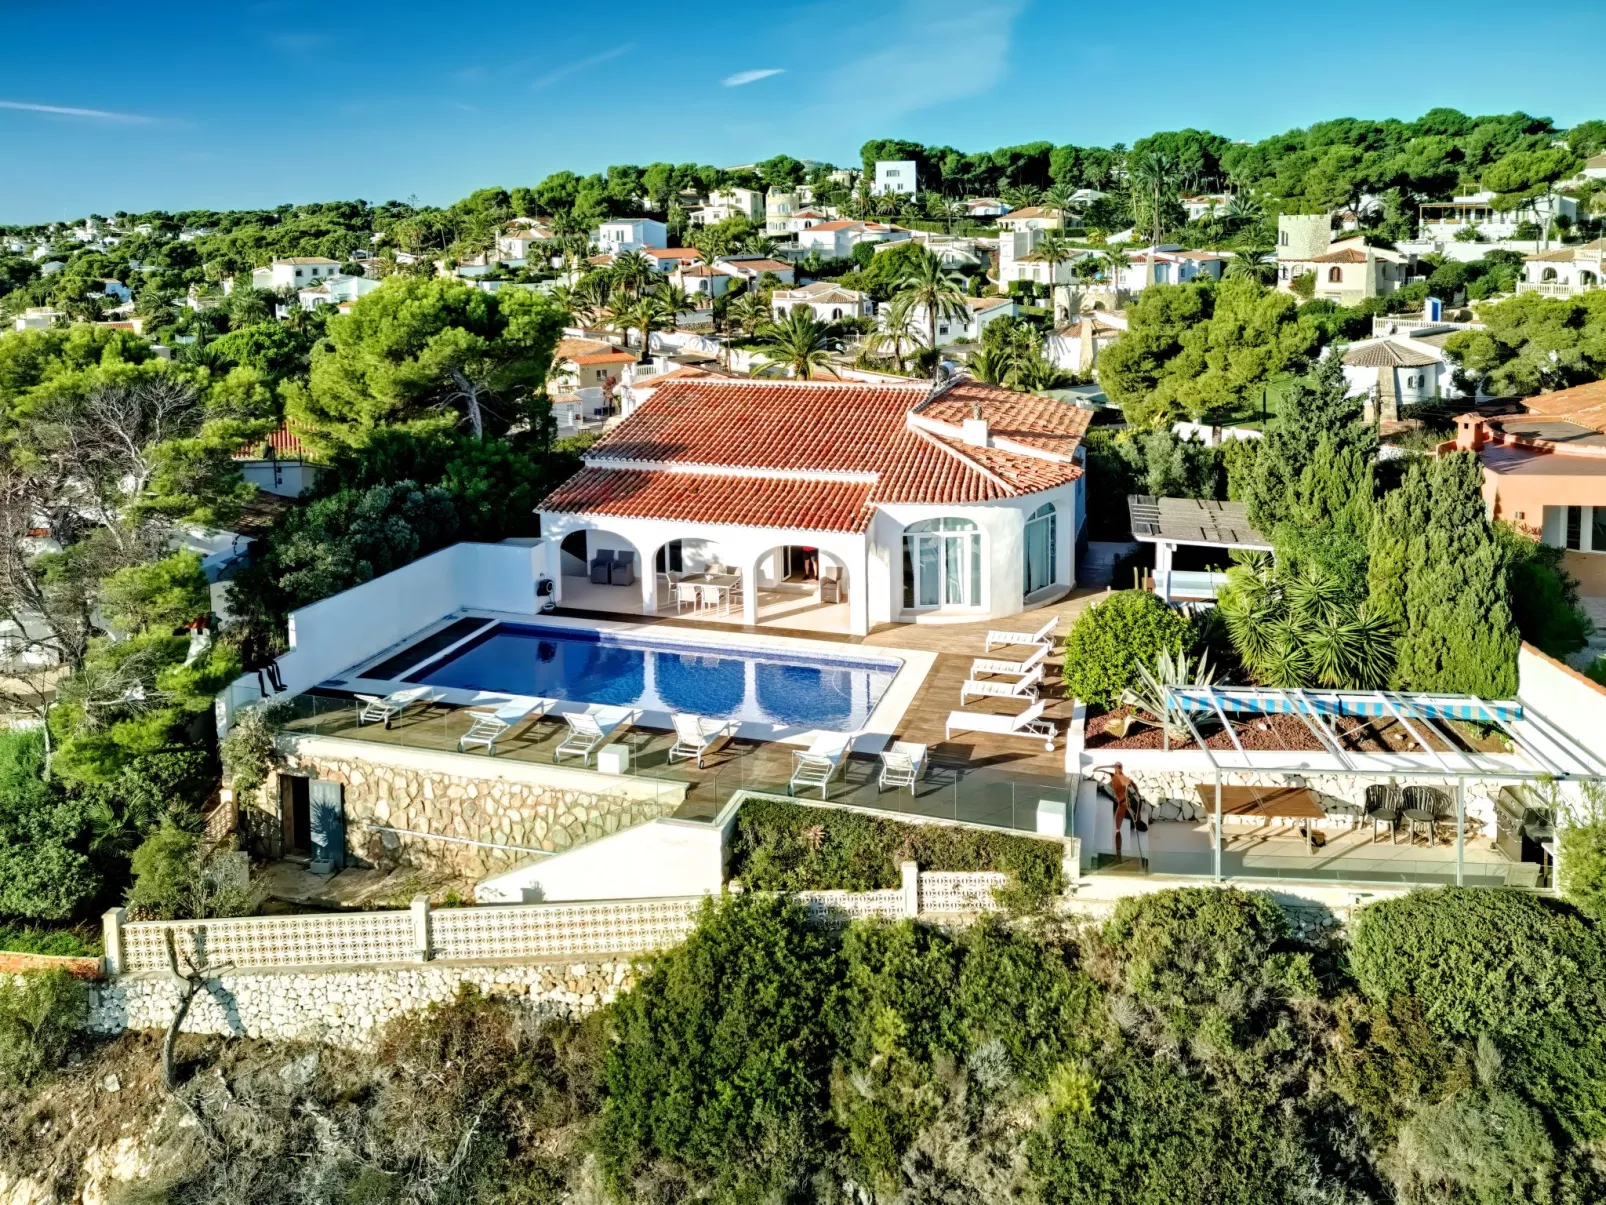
1127 496 1271 550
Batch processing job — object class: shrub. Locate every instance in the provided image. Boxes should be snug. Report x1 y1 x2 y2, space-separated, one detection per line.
0 969 85 1087
1349 888 1605 1043
727 798 1064 906
599 895 840 1200
0 925 99 957
1559 817 1606 921
1061 590 1189 708
126 821 251 920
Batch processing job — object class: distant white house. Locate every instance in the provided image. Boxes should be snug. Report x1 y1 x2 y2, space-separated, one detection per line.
965 198 1011 218
690 187 763 225
893 295 1018 347
715 257 796 288
1519 238 1606 298
1418 191 1576 241
97 279 132 302
641 247 706 273
1583 154 1606 182
297 273 384 311
996 207 1066 233
252 257 342 291
233 424 324 497
873 160 918 196
1179 193 1229 222
997 228 1094 288
496 229 552 262
771 281 873 323
595 218 668 254
796 220 911 260
765 189 798 235
1122 249 1227 292
1046 312 1127 375
12 307 62 332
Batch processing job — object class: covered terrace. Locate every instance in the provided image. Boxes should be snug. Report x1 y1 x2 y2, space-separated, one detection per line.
1127 495 1272 602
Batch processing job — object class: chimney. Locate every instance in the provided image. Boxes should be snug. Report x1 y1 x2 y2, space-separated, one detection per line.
1455 415 1486 452
961 416 990 447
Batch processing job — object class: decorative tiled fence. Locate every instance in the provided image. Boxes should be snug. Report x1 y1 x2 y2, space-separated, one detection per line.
105 867 1008 978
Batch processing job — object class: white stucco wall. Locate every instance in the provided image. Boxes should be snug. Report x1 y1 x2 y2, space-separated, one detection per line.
474 816 725 903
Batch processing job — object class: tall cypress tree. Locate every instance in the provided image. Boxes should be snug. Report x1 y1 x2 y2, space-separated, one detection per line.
1373 453 1519 696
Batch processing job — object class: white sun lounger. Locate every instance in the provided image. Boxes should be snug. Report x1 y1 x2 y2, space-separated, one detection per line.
971 642 1049 680
945 699 1057 750
667 713 736 769
554 707 635 765
960 664 1043 705
984 615 1058 652
789 733 851 799
356 686 437 727
457 697 553 754
878 741 927 792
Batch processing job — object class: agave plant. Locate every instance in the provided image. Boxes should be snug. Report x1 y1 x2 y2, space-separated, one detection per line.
1121 648 1219 744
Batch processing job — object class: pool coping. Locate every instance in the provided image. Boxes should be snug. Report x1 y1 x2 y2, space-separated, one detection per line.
319 609 939 754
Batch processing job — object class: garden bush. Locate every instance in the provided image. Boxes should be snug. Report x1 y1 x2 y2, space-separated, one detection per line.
0 925 98 957
1061 589 1190 708
1559 818 1606 921
0 969 85 1087
727 797 1064 906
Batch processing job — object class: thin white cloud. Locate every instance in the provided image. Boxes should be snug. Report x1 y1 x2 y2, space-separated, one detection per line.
723 68 784 87
532 44 635 90
0 100 151 123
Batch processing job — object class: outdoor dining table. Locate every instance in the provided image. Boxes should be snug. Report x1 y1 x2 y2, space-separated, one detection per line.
675 572 742 615
1194 784 1327 855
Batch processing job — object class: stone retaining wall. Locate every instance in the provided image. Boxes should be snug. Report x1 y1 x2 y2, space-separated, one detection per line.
263 737 684 878
86 960 633 1049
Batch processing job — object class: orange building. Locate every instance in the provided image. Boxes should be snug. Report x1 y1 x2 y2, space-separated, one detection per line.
1449 382 1606 603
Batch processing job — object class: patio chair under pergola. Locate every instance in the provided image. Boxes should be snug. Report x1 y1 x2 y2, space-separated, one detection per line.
1150 683 1606 884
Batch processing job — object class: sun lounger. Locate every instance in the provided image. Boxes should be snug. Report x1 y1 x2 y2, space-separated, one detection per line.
878 741 927 792
554 707 635 765
945 699 1056 750
970 642 1049 680
356 686 437 728
960 664 1043 705
789 733 850 799
984 615 1058 652
667 713 736 769
457 697 552 754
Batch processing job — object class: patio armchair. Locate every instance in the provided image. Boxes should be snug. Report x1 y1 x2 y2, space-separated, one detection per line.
667 713 736 769
971 642 1049 680
945 699 1057 750
960 664 1043 705
1402 785 1453 846
789 734 850 799
699 583 726 614
610 550 636 586
356 686 438 728
674 581 701 613
877 741 927 793
554 707 635 765
984 615 1058 652
1365 786 1403 844
589 550 614 585
819 565 842 604
457 696 552 754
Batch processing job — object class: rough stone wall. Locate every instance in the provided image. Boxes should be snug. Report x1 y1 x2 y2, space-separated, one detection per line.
271 748 682 878
86 960 633 1050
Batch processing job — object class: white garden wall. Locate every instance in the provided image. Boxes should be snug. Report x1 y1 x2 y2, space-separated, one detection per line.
475 816 727 903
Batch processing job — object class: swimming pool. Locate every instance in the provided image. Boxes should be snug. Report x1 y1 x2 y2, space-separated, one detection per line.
397 624 899 734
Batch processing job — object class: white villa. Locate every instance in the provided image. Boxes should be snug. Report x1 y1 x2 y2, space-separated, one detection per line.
1519 239 1606 298
796 220 911 260
894 295 1019 347
251 257 341 291
536 377 1089 636
873 160 918 196
771 281 873 323
595 218 668 254
1418 191 1576 242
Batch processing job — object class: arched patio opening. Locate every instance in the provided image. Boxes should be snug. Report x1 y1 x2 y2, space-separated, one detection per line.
746 544 852 633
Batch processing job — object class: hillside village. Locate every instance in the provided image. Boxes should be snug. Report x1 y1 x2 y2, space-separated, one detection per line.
4 114 1606 1204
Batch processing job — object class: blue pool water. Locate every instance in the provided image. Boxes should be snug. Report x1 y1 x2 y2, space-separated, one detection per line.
401 624 898 733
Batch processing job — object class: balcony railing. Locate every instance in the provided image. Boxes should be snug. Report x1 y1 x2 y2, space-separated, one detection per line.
1517 279 1599 298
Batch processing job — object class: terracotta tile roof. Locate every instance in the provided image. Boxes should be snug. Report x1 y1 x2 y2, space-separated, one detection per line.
542 378 1087 529
234 422 315 461
554 337 618 361
918 380 1092 457
722 258 792 273
999 207 1063 221
642 247 701 260
570 350 638 366
1515 378 1606 436
1310 248 1370 264
540 468 877 532
1525 238 1606 263
807 220 860 232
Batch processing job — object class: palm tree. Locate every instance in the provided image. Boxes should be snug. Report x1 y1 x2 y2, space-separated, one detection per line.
1128 150 1177 252
1034 233 1074 317
896 248 969 350
1222 192 1266 231
967 346 1008 385
1003 184 1043 210
1044 183 1077 214
1098 250 1127 294
865 294 920 375
1226 247 1276 285
612 249 652 298
573 272 612 324
729 291 770 337
651 280 694 336
750 309 840 379
546 282 578 323
1073 257 1102 288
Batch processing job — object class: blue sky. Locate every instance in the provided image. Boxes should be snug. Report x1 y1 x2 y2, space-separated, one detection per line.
5 0 1606 223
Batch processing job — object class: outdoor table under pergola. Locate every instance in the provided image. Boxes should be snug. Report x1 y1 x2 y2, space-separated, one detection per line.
1126 495 1274 602
1153 684 1606 885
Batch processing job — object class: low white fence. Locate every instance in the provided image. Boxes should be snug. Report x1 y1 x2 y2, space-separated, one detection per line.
105 866 1010 977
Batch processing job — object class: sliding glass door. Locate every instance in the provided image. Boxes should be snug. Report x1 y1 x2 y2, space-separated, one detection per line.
902 518 982 611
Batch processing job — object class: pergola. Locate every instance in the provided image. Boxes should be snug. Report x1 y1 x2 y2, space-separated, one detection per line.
1127 495 1273 602
1155 684 1606 884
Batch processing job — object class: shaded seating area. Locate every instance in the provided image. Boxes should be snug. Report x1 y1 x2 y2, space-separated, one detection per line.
589 549 636 586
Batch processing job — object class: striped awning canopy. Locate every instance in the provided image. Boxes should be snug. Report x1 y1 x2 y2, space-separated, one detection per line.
1169 687 1523 724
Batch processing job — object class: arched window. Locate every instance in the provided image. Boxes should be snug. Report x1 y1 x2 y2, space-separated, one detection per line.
902 518 981 609
832 307 843 319
1583 270 1598 287
1542 268 1558 283
1023 503 1057 595
1327 266 1343 283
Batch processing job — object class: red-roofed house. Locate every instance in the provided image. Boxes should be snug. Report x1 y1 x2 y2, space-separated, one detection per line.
537 377 1089 633
795 220 913 261
233 423 323 497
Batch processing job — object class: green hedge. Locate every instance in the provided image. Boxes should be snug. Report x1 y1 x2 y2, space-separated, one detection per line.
726 798 1064 907
0 925 100 958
